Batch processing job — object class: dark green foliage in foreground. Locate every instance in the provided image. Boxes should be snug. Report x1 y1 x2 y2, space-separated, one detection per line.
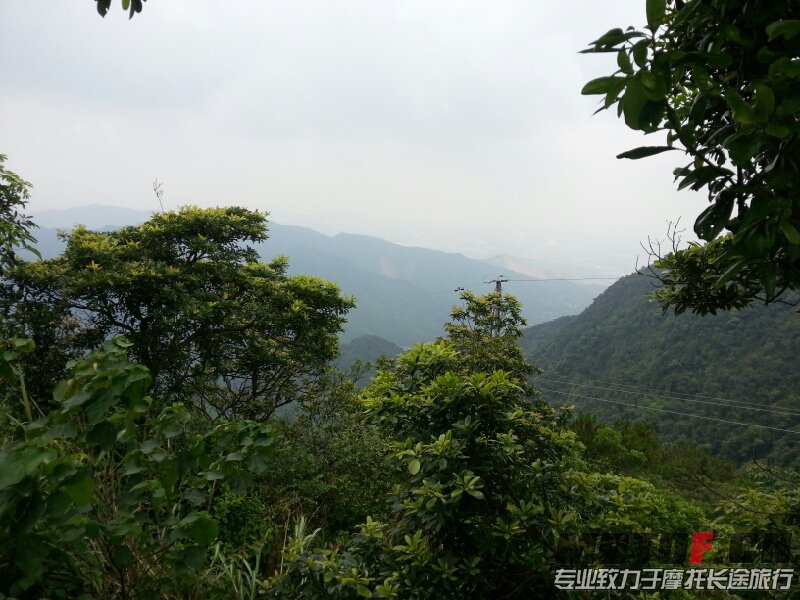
0 287 792 598
270 345 578 598
0 338 274 598
522 272 800 466
258 367 399 540
583 0 800 314
1 159 797 596
270 298 708 599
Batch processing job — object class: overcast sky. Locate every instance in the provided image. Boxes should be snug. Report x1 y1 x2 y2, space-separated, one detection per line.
0 1 701 272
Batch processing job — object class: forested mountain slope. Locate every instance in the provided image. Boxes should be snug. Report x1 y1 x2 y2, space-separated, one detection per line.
522 272 800 466
29 206 606 346
337 335 402 369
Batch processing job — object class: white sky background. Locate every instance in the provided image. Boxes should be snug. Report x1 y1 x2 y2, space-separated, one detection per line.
0 1 702 274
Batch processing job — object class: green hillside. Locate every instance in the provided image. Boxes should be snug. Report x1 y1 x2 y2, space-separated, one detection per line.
336 335 402 369
522 272 800 466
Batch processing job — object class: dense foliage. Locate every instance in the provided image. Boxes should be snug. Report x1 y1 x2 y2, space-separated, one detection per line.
0 337 274 597
1 207 353 420
583 0 800 314
522 271 800 466
0 155 38 273
1 253 796 596
269 294 709 599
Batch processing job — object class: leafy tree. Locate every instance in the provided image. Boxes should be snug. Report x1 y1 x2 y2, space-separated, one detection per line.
582 0 800 314
444 290 538 391
258 365 399 540
270 295 707 598
2 206 354 420
0 337 275 598
0 154 38 274
715 463 800 572
271 343 583 599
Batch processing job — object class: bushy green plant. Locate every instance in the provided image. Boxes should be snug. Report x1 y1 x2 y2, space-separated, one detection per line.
444 290 538 391
0 337 274 598
271 342 582 598
716 465 800 571
0 154 38 273
270 292 716 598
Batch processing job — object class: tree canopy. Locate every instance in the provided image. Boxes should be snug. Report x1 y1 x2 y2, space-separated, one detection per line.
582 0 800 314
443 290 537 391
0 154 38 273
271 294 708 598
1 206 354 420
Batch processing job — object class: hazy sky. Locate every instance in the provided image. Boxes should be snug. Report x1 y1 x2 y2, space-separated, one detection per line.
1 1 701 271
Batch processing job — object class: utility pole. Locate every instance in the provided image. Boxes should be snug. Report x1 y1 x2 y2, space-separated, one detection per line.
487 275 509 337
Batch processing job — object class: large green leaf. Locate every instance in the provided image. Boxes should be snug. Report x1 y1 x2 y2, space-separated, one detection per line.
725 132 764 165
632 39 649 68
187 513 219 545
0 446 57 490
589 28 626 47
617 49 634 75
96 0 112 17
87 421 119 451
62 472 95 506
753 84 775 119
766 20 800 41
581 76 627 96
646 0 666 30
694 197 734 240
616 146 676 159
725 91 756 125
621 78 648 130
780 220 800 245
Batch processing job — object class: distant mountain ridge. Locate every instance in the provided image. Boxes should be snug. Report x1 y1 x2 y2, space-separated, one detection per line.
28 205 608 346
522 272 800 466
31 204 153 230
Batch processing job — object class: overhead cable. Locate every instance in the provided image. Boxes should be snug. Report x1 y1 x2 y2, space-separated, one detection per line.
538 387 800 436
543 373 800 415
539 377 800 417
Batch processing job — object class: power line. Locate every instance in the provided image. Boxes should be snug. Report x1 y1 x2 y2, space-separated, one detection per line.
544 373 800 415
539 377 800 417
355 276 619 311
538 387 800 435
506 277 620 282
